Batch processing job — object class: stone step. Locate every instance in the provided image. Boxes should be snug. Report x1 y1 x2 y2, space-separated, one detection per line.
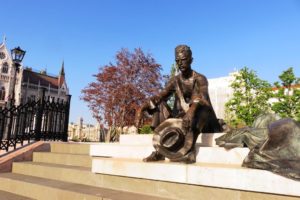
33 152 92 167
12 162 189 199
119 132 225 146
50 142 91 155
0 173 171 200
13 161 183 199
12 162 95 186
12 161 299 200
92 157 300 198
0 190 35 200
90 143 155 159
13 161 195 199
90 143 249 165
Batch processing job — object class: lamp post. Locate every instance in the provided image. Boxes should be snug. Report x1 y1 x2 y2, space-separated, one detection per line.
10 46 26 105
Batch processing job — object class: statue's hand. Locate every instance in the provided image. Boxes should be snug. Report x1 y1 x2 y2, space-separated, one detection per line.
135 102 150 128
182 112 193 133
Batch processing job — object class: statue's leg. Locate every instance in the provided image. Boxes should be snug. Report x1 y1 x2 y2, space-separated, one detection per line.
200 106 222 133
151 101 172 129
178 106 215 164
144 101 172 162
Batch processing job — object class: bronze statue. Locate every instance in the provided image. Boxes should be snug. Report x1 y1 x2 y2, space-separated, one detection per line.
215 114 281 150
135 45 222 163
216 114 300 180
242 118 300 180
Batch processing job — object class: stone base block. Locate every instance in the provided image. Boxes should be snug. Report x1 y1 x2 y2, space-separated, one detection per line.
90 143 249 165
92 157 300 197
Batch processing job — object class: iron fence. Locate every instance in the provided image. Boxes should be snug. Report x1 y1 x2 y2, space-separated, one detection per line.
0 90 71 152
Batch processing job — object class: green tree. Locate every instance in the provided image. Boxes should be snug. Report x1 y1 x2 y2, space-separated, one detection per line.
271 67 300 121
225 67 272 127
166 63 177 109
170 63 177 77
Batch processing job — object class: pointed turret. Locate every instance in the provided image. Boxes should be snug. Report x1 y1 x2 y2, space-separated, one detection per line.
60 61 65 76
58 61 65 87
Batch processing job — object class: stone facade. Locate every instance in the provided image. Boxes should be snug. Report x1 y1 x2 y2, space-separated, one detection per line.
0 41 18 108
208 72 236 119
19 66 69 105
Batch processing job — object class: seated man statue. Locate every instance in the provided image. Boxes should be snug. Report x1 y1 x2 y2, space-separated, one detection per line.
135 45 222 163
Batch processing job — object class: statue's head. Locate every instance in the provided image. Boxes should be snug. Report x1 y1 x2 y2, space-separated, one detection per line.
175 45 193 73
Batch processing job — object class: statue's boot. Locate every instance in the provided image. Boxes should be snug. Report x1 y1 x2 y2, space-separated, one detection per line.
175 150 196 164
143 151 165 162
169 148 197 164
181 150 197 164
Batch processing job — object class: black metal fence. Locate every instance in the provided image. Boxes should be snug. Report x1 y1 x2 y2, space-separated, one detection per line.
0 90 71 152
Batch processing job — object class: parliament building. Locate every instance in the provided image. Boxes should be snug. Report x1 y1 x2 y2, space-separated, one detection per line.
0 40 69 109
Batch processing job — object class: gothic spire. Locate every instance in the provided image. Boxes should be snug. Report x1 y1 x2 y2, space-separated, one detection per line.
60 60 65 76
58 60 65 87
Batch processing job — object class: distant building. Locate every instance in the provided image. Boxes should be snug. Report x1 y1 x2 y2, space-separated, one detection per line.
208 72 236 119
0 39 69 108
269 83 300 104
68 117 102 141
19 64 69 104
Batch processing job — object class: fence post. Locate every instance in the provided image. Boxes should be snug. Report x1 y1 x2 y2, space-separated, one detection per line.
34 89 46 141
62 94 71 142
5 99 15 151
0 108 5 145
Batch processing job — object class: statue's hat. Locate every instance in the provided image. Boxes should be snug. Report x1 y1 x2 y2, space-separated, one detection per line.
153 118 194 160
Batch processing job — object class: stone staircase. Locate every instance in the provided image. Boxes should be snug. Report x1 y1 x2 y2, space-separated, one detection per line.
0 134 299 200
0 142 170 200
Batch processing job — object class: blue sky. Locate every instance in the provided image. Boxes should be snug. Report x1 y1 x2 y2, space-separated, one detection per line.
1 0 300 124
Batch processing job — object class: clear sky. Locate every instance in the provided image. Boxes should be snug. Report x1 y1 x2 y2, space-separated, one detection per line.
1 0 300 124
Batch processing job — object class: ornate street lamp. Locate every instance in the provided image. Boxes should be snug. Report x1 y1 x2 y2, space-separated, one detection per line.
11 46 26 66
10 46 26 105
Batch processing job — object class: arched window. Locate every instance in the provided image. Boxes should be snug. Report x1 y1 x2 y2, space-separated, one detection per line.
2 62 9 74
0 87 5 100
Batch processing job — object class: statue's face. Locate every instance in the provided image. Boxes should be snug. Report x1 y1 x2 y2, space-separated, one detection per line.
176 52 192 73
